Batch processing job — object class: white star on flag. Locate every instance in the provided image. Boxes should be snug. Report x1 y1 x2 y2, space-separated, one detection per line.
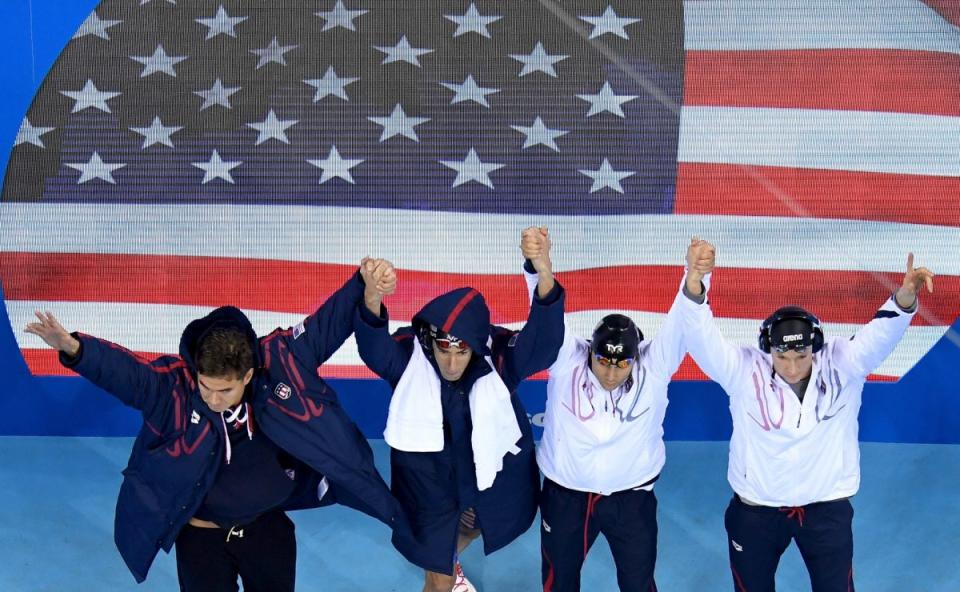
315 0 368 32
509 42 568 78
130 116 183 149
129 44 187 78
510 117 568 152
444 3 501 38
194 78 241 111
60 79 120 113
441 75 500 108
579 158 635 193
73 12 121 40
580 6 641 40
15 118 55 148
250 37 298 69
367 105 430 142
308 146 364 184
374 35 434 67
247 110 298 145
196 5 248 40
65 152 126 184
576 82 638 118
192 150 242 184
440 148 504 189
303 66 358 102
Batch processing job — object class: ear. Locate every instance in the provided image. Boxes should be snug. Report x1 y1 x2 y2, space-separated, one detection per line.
242 367 255 386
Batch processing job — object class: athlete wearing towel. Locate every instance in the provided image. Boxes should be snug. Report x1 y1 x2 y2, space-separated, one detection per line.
354 227 565 592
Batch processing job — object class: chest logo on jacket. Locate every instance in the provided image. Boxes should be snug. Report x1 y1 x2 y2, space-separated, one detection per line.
274 382 292 400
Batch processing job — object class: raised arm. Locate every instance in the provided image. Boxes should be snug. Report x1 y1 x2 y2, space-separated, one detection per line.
25 311 175 415
500 227 566 382
645 238 717 379
289 260 392 368
519 226 579 370
835 252 933 377
353 258 412 385
677 238 749 390
521 226 556 298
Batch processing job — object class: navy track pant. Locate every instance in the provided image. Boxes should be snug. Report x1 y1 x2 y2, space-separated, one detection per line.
725 495 855 592
540 477 658 592
175 510 296 592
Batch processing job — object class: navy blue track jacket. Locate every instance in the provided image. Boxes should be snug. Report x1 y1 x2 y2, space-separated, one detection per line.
354 279 565 573
61 270 408 582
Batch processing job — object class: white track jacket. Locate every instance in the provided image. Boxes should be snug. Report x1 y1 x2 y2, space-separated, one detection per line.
678 276 916 506
535 272 690 495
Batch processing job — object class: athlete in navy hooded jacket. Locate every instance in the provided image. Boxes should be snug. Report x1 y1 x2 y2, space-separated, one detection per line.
25 263 410 590
354 228 564 592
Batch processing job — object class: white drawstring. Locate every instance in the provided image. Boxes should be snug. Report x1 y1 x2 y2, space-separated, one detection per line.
221 403 253 465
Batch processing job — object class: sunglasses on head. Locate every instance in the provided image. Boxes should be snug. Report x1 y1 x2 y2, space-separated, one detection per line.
593 354 633 368
435 337 469 351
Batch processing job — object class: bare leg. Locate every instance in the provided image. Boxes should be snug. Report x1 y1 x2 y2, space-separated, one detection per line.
422 508 482 592
423 570 455 592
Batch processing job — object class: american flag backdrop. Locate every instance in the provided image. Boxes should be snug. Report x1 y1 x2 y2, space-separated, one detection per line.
1 0 958 381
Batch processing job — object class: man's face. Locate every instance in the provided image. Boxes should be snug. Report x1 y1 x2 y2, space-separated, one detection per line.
432 341 473 382
589 355 634 391
772 348 813 385
198 368 254 412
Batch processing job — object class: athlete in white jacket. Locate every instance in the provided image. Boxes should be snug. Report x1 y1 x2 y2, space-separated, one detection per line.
679 245 934 592
527 232 714 592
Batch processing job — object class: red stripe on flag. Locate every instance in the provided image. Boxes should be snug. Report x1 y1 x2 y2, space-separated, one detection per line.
675 163 960 228
685 49 960 117
2 253 956 326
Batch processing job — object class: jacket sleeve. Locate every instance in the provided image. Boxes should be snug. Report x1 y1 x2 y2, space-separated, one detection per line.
676 273 750 393
60 333 178 420
519 263 578 373
644 276 693 381
830 294 917 379
497 276 566 386
353 302 413 387
287 269 366 369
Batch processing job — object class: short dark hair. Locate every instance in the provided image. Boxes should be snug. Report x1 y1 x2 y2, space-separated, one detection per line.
195 327 254 379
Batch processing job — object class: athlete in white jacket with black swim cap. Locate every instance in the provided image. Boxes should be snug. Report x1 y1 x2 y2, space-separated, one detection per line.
528 232 715 592
678 244 934 592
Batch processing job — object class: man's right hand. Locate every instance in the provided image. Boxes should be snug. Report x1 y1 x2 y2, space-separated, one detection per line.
24 311 81 356
360 257 397 314
685 237 716 296
520 226 552 273
521 226 556 298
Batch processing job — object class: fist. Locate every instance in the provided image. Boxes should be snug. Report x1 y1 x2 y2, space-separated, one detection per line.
686 237 715 277
360 257 397 296
521 226 551 262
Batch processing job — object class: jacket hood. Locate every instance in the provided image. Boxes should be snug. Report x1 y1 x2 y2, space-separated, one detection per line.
413 287 492 356
179 305 262 374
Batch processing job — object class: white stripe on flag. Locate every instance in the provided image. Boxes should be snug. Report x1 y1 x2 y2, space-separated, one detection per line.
679 107 960 177
1 204 957 275
685 0 960 55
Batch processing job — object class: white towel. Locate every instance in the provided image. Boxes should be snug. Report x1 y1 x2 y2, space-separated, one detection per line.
385 343 522 491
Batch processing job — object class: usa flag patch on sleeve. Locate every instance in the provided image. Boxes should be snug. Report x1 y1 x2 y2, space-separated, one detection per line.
292 320 306 340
